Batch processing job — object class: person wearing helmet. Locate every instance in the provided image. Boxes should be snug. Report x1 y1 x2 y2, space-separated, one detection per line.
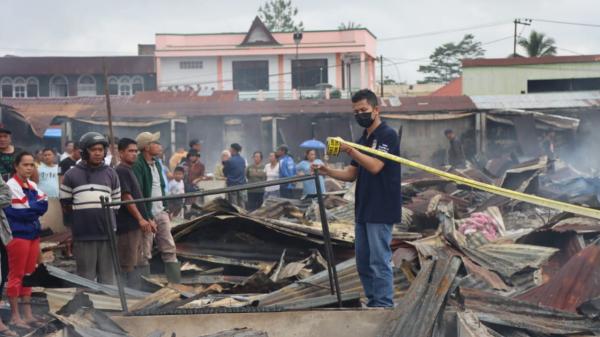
59 132 121 284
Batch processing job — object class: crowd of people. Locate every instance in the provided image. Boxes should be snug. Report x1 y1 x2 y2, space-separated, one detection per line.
0 122 330 332
0 89 399 333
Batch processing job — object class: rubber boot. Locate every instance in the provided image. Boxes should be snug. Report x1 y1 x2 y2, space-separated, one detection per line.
164 262 181 284
127 268 143 290
136 264 150 278
119 272 129 289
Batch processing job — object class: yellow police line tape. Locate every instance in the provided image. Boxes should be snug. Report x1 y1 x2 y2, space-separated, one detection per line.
326 137 600 220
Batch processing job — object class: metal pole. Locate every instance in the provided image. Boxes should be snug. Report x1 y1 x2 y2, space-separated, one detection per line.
101 196 128 312
103 60 117 166
513 19 518 57
380 55 384 97
313 170 343 307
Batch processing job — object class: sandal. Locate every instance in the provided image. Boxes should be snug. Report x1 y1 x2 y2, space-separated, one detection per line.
8 321 30 330
0 328 17 337
24 319 44 328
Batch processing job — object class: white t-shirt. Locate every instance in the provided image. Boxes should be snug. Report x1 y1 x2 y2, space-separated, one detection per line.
264 162 280 192
38 163 59 197
149 161 164 216
168 179 185 196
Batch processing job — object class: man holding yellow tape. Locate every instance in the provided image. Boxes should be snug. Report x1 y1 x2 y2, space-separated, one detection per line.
315 89 401 307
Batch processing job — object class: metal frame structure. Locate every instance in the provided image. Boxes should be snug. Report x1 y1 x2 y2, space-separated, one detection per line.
100 171 343 312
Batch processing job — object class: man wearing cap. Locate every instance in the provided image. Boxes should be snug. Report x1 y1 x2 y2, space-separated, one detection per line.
132 132 181 283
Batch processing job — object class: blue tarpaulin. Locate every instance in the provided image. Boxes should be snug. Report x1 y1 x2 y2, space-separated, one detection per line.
43 128 62 138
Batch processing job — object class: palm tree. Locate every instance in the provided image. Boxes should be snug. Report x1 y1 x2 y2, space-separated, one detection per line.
518 30 557 57
338 21 363 30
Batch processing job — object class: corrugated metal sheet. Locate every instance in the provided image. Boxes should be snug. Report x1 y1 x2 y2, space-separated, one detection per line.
471 91 600 110
516 244 600 312
257 258 410 307
462 287 600 335
382 256 462 337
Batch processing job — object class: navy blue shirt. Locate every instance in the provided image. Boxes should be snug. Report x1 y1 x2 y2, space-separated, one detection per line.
223 154 247 186
351 122 401 224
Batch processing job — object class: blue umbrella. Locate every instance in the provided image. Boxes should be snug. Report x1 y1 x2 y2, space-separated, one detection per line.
300 139 326 150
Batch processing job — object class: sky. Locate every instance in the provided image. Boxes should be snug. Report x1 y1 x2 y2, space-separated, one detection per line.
1 0 599 83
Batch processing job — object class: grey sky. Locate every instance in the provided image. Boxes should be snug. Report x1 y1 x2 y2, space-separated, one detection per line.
1 0 599 83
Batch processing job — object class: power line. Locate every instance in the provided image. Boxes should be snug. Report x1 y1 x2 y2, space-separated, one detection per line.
379 21 510 42
532 18 600 28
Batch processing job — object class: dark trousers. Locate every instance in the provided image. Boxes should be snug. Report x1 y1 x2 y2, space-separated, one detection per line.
247 192 264 211
280 188 294 199
0 240 8 296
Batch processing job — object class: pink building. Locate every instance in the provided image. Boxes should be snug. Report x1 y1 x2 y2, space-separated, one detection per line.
155 17 377 100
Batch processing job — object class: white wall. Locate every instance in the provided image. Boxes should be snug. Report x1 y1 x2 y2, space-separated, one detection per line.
159 57 218 90
463 62 600 95
159 53 340 99
350 61 362 91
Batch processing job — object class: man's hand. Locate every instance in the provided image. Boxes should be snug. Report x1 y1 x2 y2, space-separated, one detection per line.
149 219 158 233
340 143 354 155
139 219 152 233
311 163 329 176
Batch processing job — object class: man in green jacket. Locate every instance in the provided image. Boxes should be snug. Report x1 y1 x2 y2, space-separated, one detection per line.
133 132 181 283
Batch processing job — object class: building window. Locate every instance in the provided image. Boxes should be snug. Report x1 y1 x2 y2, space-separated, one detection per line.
0 78 12 97
118 76 132 96
50 75 69 97
292 59 328 90
232 60 269 92
108 77 119 95
26 78 39 97
13 77 26 98
179 60 204 69
132 76 144 94
77 75 97 96
528 77 600 93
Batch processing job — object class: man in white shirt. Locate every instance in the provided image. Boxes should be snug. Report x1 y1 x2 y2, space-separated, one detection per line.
38 148 59 198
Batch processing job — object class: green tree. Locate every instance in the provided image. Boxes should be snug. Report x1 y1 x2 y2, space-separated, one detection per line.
258 0 304 32
518 30 557 57
383 76 397 85
338 21 363 30
418 34 485 83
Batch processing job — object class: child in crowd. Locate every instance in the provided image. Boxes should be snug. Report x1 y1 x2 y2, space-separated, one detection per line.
168 166 186 218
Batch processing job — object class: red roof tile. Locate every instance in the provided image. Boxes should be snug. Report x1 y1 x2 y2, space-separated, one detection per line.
430 77 462 96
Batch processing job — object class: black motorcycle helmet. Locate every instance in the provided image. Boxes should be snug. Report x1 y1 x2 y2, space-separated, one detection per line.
79 132 109 161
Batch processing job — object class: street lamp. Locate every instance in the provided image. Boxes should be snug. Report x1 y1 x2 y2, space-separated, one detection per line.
293 31 303 99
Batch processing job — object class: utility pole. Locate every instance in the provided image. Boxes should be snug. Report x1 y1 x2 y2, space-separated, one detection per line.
380 55 384 97
513 18 531 57
102 60 117 166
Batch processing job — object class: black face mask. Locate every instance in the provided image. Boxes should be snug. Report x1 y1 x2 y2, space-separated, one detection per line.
355 112 374 128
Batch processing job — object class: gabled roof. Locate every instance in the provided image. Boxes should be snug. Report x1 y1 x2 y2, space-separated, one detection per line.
430 77 463 96
239 16 280 46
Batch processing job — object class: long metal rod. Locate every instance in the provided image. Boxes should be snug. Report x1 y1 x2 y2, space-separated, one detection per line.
313 170 343 308
105 175 315 207
101 196 128 312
